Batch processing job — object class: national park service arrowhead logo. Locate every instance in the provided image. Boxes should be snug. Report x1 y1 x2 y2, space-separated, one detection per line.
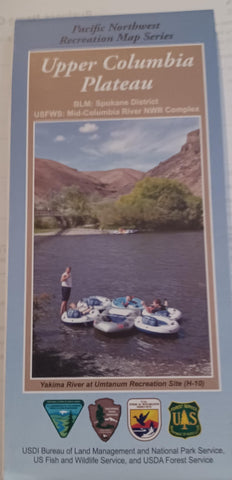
168 401 201 439
88 398 121 442
43 400 84 438
128 398 161 441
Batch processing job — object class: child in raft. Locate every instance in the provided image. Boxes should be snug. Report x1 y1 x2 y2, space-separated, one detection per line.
123 295 136 307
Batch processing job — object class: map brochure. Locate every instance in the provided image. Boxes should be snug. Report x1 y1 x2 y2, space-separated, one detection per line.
4 9 232 480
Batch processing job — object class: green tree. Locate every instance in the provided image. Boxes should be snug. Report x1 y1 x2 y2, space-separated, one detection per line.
66 411 73 432
185 195 203 228
49 186 92 227
115 177 203 230
96 404 105 427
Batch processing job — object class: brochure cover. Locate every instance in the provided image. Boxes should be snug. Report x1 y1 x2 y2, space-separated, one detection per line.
5 10 232 480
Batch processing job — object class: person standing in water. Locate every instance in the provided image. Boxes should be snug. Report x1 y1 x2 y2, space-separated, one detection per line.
60 266 72 315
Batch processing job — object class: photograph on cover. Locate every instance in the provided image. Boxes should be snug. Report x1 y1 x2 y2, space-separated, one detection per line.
32 116 212 380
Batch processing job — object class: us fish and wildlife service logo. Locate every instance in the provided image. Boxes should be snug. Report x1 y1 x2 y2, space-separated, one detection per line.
128 398 161 441
168 401 201 439
88 398 121 442
43 400 84 438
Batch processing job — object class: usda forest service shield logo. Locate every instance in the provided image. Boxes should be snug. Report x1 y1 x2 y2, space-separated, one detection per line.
43 400 84 438
168 401 201 439
128 398 161 441
88 398 121 442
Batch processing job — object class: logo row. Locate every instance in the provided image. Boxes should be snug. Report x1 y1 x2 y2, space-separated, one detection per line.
43 398 201 441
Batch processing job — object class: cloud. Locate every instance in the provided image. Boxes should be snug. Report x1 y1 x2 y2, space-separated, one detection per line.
89 134 99 140
35 117 199 172
54 135 65 142
80 146 102 157
110 130 124 138
100 126 147 156
79 123 99 133
101 121 194 161
84 119 198 170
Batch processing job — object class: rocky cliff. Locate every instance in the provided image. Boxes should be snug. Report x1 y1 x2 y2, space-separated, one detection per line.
146 129 201 196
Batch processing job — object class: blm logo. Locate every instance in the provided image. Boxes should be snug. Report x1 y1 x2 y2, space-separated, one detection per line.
88 398 121 442
168 401 201 439
43 400 84 438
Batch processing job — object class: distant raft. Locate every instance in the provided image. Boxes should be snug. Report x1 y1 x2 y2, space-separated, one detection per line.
94 307 136 334
135 309 180 335
112 296 144 312
110 229 138 235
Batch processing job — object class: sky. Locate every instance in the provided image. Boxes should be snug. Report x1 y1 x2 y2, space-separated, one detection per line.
35 117 199 172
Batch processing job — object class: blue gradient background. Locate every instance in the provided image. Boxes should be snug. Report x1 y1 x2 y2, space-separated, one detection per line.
5 10 232 479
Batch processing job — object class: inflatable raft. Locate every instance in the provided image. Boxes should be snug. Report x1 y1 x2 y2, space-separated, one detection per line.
94 307 136 334
61 296 111 325
151 307 182 322
135 310 180 335
61 308 98 325
77 296 111 312
112 296 144 312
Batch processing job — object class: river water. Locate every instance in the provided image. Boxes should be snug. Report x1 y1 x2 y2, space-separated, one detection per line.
33 231 211 378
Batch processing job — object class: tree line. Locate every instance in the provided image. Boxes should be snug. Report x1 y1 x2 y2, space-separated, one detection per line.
34 177 203 231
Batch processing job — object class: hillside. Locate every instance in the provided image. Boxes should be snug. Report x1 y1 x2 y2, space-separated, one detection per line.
84 168 144 197
35 129 201 201
35 159 143 200
146 130 201 196
34 157 108 200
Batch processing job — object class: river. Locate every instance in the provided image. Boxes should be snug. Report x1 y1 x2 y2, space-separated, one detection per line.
33 231 210 378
